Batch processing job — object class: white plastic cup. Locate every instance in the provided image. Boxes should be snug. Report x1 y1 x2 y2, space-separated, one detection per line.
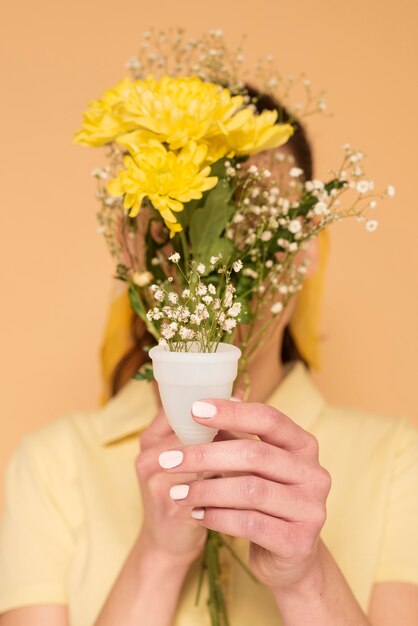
149 342 241 445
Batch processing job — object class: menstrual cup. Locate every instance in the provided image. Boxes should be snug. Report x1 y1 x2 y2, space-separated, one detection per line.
149 343 241 445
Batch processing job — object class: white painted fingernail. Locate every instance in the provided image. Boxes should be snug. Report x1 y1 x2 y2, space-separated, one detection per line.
159 451 183 469
169 484 190 500
192 401 217 419
191 508 205 520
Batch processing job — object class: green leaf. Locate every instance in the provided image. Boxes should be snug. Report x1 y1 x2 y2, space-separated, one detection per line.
133 363 154 382
176 198 201 230
128 284 145 318
189 179 235 265
202 238 235 272
236 298 253 323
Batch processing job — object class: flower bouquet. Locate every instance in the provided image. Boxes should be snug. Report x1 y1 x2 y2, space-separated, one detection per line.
74 28 393 626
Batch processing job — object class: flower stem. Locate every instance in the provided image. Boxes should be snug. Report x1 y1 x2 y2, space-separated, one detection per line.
196 530 260 626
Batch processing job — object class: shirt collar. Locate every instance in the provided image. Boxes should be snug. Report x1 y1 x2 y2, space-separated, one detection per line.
266 360 325 432
93 359 325 446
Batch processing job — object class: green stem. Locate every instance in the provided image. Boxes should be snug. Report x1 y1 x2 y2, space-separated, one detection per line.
179 229 190 267
219 536 259 583
196 530 260 626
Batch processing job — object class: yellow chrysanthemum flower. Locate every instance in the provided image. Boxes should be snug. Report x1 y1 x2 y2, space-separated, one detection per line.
118 75 244 153
74 78 139 147
107 140 218 236
223 109 295 156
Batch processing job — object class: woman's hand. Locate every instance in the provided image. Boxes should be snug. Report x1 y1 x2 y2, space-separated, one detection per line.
159 399 331 590
135 407 207 565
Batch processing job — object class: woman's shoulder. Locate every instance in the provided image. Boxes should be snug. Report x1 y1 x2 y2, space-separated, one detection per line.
317 400 418 476
7 378 156 475
5 409 97 491
320 400 417 442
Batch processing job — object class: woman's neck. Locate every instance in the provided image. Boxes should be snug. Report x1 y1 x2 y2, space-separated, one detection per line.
239 319 287 403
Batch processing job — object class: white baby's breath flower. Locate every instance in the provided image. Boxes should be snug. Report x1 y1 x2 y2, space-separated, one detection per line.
265 259 273 268
168 292 179 304
208 283 217 294
168 252 181 263
179 327 195 340
356 181 372 194
243 268 258 279
232 260 243 272
233 213 244 224
365 219 378 232
125 56 142 70
178 306 190 322
288 242 298 252
181 289 191 299
318 98 327 111
261 231 272 242
133 271 153 287
314 201 328 215
196 283 208 296
158 338 168 349
197 263 206 274
161 324 176 340
271 302 283 314
290 167 304 178
288 219 302 234
190 313 203 326
91 167 109 180
202 295 213 305
225 318 237 332
248 165 258 175
195 303 209 318
210 255 220 264
151 257 160 266
386 185 396 197
153 289 164 302
227 303 242 318
369 200 378 209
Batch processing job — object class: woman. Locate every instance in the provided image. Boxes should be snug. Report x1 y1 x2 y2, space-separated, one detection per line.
0 101 417 626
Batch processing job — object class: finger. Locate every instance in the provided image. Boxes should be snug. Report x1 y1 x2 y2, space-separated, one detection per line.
191 399 315 453
158 439 309 484
137 432 182 477
140 408 174 449
170 476 319 522
231 388 245 401
191 507 298 556
137 444 221 483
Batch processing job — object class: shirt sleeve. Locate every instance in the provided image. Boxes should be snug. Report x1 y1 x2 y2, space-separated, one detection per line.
374 418 418 585
0 434 75 613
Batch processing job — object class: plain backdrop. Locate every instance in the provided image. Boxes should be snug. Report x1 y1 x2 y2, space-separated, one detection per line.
1 0 417 507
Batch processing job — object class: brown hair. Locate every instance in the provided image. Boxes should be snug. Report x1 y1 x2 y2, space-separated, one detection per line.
110 88 313 398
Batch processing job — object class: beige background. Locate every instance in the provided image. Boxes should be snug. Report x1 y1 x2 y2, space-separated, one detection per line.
1 0 417 506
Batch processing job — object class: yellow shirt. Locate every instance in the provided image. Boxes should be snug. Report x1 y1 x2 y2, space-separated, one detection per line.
0 360 417 625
